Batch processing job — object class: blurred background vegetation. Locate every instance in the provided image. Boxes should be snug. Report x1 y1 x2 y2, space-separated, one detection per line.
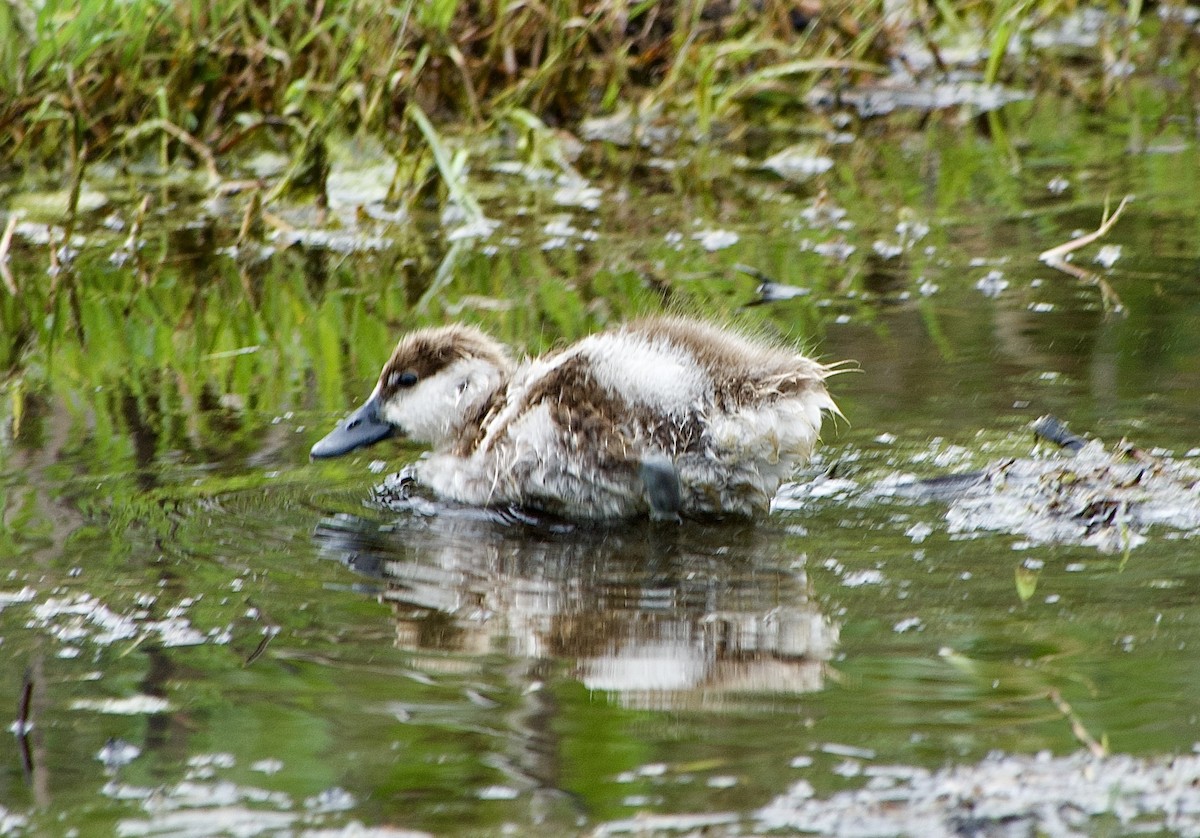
2 0 1198 475
4 0 1194 176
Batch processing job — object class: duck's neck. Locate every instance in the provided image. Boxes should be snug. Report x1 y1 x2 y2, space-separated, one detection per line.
449 378 510 457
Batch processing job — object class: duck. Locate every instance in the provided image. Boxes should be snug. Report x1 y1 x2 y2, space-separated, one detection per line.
310 316 841 520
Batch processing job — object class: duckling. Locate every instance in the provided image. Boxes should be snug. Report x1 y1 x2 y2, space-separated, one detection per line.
311 317 840 520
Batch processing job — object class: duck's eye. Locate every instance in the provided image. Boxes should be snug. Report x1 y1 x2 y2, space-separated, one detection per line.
389 371 419 389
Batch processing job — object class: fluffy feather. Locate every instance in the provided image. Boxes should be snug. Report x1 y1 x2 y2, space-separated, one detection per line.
312 317 841 519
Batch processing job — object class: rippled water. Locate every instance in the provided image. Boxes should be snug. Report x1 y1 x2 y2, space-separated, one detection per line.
3 86 1200 835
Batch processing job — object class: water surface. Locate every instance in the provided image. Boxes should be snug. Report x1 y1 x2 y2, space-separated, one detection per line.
3 89 1200 835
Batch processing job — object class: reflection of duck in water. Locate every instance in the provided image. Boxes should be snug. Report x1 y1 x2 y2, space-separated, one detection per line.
312 317 841 520
314 511 839 709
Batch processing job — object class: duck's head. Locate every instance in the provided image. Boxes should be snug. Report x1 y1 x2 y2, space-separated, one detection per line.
310 325 513 459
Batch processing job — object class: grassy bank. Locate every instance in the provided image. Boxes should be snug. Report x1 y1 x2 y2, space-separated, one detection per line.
3 0 1192 179
0 0 831 164
0 0 1196 403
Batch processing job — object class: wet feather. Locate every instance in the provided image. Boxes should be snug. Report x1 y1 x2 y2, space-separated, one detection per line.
312 317 842 519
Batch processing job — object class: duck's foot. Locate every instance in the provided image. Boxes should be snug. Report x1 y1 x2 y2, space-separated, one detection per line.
640 456 682 522
368 464 420 508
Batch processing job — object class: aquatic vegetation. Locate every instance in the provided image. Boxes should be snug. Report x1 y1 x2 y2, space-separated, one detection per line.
3 3 1200 836
756 750 1200 836
1 0 1193 207
781 416 1200 555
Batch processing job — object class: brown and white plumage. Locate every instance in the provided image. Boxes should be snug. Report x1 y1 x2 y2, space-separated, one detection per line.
311 317 840 520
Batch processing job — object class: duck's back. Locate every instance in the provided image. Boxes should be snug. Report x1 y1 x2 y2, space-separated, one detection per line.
422 317 837 519
611 317 832 408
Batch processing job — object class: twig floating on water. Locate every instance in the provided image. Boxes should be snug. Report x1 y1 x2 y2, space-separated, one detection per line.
244 627 278 667
1049 689 1108 758
1039 195 1133 266
17 669 34 780
1038 195 1133 314
16 668 33 736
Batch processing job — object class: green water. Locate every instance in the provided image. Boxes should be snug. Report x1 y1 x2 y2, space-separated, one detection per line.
3 90 1200 835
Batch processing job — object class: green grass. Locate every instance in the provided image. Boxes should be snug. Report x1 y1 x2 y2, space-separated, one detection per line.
2 0 1186 182
0 1 1193 383
1 0 810 165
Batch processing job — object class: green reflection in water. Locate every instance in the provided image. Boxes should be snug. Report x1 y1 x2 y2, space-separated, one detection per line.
2 90 1200 834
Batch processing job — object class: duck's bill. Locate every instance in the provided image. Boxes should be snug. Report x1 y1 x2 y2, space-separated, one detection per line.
310 396 396 459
